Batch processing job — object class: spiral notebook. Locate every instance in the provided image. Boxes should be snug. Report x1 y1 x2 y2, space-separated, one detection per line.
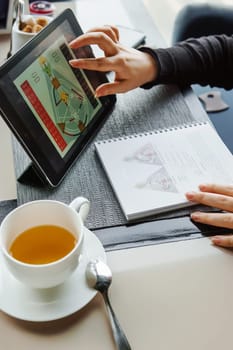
95 122 233 221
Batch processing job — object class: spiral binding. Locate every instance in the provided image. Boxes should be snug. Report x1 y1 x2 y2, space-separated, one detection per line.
96 121 208 145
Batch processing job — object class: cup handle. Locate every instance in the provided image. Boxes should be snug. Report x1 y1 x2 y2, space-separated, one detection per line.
69 197 90 222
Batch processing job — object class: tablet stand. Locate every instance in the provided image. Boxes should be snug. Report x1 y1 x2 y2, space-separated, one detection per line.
17 163 47 187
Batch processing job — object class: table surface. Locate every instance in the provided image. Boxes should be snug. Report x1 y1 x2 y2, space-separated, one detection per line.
1 237 233 350
1 1 232 349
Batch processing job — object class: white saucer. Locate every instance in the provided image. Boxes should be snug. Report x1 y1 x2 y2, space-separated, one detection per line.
0 228 106 322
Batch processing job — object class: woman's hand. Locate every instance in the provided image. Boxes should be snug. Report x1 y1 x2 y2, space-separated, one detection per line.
186 183 233 248
69 25 158 97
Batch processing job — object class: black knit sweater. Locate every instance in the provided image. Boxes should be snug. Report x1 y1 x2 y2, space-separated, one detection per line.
140 35 233 90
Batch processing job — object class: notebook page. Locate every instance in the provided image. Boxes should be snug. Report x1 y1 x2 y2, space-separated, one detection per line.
95 123 233 220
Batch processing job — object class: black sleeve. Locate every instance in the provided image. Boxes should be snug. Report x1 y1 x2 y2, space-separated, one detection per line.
139 35 233 90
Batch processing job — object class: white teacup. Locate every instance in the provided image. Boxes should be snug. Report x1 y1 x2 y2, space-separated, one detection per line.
0 197 90 288
12 14 51 54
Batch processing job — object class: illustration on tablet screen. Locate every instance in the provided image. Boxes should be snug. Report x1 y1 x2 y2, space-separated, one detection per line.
13 36 102 157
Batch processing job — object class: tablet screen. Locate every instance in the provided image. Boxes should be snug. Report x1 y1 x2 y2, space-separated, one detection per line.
13 36 103 158
0 9 116 186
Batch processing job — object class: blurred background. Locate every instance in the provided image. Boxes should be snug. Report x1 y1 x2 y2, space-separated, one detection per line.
143 0 233 44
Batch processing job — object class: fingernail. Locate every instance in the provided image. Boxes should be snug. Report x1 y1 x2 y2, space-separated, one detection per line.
190 212 200 221
185 191 196 200
199 184 208 191
95 90 105 98
69 60 75 66
211 236 222 245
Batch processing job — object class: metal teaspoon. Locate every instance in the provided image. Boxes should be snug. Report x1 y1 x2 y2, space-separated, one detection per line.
86 259 132 350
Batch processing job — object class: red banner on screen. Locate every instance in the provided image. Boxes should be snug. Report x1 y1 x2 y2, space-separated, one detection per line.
21 80 67 151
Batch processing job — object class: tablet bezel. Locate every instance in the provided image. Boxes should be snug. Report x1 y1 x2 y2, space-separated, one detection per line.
0 9 116 187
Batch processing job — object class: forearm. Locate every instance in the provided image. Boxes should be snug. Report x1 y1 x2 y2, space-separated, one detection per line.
143 35 233 89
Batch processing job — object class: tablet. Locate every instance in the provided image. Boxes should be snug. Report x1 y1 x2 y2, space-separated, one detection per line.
0 9 116 187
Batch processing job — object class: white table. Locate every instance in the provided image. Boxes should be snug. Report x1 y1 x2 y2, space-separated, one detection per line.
1 237 233 349
0 35 17 200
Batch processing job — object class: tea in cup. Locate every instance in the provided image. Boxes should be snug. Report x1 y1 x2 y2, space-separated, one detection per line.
0 197 90 288
9 224 77 265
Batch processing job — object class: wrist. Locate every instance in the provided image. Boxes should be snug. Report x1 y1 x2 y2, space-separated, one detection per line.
138 46 160 89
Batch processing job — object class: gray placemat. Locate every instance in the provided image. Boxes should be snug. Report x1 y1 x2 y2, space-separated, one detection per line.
13 85 204 230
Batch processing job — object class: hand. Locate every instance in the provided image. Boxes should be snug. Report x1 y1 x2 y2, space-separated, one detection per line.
69 25 158 97
186 184 233 248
